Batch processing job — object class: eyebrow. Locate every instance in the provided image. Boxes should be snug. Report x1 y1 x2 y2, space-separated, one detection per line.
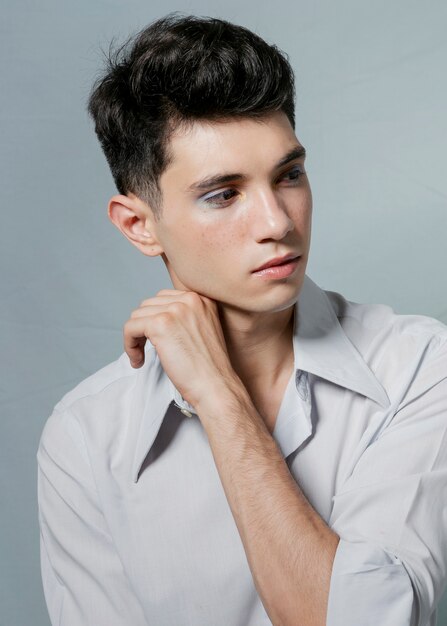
186 145 306 193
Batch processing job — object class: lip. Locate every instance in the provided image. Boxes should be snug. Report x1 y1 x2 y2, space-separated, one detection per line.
252 253 300 272
252 257 301 279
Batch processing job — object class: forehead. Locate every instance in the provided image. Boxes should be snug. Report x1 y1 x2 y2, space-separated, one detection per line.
162 111 300 184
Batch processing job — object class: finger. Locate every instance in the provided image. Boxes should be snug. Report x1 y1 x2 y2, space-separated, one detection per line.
157 288 187 295
126 338 147 368
136 295 181 310
123 307 171 367
123 317 153 367
138 291 189 307
132 298 191 318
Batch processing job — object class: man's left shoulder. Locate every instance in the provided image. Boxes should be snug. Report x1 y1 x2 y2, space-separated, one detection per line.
324 286 447 381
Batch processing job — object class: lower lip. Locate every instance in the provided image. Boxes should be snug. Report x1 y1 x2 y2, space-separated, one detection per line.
252 257 301 279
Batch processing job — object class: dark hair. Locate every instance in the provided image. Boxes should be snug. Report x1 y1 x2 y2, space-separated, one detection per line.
87 12 296 220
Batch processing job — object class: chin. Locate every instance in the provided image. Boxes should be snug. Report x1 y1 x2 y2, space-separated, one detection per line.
217 287 300 315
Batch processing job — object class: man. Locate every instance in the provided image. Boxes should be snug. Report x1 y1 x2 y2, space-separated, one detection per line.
37 12 447 626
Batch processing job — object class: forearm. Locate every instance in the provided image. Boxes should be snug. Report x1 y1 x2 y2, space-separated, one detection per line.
196 377 340 626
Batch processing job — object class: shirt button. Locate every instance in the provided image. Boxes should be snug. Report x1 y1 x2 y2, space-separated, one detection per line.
180 408 193 417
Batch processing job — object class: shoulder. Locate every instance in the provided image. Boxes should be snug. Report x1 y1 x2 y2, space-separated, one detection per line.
323 286 447 404
57 348 142 408
324 286 447 352
38 343 159 459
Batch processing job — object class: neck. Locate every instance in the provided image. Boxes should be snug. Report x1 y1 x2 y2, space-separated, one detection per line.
218 303 296 391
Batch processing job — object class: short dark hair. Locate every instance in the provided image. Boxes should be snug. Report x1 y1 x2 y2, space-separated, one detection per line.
87 12 296 220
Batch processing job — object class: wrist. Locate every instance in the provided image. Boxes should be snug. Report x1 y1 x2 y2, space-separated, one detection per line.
196 371 250 417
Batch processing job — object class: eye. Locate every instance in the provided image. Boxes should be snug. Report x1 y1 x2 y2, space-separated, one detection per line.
279 166 306 183
202 188 239 208
200 166 306 209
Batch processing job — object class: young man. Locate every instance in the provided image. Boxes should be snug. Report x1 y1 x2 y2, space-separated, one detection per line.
37 13 447 626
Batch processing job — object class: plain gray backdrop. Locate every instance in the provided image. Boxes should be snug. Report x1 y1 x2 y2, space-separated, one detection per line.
1 1 446 624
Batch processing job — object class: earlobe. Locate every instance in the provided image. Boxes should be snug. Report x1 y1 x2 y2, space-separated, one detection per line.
107 194 163 257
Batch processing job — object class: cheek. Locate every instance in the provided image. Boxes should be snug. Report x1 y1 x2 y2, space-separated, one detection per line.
291 196 312 228
195 221 244 264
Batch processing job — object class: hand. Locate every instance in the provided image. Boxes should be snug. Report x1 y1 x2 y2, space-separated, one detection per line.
123 289 237 409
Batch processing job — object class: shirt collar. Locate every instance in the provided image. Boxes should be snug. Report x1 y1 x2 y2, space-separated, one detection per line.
292 274 390 408
131 274 390 482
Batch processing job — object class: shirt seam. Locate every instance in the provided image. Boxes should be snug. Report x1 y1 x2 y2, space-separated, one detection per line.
56 369 140 416
55 348 156 415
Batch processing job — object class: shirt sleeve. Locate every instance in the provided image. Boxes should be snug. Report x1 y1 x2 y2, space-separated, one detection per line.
326 338 447 626
37 404 147 626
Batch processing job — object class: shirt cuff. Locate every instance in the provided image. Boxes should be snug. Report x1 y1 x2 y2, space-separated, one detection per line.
326 538 417 626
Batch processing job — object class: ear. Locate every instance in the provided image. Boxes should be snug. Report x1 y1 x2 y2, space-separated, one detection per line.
107 193 164 257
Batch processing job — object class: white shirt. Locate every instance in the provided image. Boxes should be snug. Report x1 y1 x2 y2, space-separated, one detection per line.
37 274 447 626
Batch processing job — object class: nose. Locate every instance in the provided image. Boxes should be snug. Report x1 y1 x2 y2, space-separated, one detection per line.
250 187 295 242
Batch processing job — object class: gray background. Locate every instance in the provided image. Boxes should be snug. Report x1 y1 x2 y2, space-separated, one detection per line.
1 1 446 624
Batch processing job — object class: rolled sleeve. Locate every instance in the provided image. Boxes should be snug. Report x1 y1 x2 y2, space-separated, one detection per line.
327 339 447 626
327 539 416 625
37 404 147 626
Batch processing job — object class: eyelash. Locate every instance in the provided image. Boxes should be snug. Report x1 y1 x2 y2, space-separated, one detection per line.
201 166 306 208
